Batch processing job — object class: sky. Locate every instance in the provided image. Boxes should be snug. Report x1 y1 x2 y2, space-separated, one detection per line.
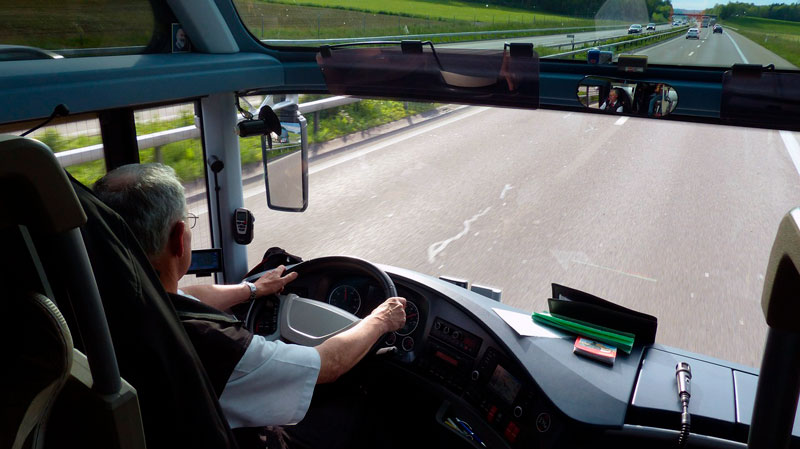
672 0 797 11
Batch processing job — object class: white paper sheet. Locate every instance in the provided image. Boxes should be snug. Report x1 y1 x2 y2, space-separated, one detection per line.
492 308 565 339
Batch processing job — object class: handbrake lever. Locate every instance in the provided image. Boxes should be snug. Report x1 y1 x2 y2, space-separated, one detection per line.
676 362 692 447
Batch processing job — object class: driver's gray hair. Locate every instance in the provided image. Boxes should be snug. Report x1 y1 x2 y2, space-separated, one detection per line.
94 163 187 258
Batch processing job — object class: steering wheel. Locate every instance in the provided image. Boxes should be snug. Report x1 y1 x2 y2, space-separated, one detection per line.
244 256 398 347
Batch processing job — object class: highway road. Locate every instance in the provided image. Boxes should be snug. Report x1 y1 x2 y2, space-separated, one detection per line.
631 25 797 68
185 103 800 369
446 24 674 49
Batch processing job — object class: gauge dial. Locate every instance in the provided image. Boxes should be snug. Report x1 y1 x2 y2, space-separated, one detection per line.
328 285 361 314
396 300 419 336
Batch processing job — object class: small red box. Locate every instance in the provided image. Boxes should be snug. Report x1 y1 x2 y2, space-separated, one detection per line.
573 337 617 365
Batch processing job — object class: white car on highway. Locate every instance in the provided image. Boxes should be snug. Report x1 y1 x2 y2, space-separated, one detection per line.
628 24 643 34
686 27 700 39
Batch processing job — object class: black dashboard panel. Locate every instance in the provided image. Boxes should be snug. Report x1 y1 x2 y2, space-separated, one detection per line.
278 265 566 447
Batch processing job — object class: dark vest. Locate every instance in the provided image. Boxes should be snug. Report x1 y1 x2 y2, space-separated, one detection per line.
169 293 252 396
169 294 287 449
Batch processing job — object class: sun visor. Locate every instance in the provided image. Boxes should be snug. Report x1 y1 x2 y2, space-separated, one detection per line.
316 42 539 109
720 67 800 131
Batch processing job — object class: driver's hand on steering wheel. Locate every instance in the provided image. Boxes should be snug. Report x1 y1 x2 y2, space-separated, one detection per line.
367 297 407 334
254 265 298 297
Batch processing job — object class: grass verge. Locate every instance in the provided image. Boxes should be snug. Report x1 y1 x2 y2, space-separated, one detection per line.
722 17 800 67
235 0 609 42
47 99 437 186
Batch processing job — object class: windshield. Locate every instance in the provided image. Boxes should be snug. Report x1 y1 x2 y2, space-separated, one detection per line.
233 0 799 70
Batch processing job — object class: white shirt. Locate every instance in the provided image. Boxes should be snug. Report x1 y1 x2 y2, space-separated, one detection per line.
178 290 321 427
220 337 320 427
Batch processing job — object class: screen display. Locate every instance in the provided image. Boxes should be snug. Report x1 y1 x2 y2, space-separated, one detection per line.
487 364 521 405
189 249 221 271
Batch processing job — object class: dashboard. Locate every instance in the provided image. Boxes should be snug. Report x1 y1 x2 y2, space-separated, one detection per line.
248 267 564 448
245 264 782 449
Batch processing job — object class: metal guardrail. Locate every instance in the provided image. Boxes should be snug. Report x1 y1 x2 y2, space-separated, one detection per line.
260 25 629 47
542 24 676 50
55 96 358 167
543 26 689 59
50 25 631 57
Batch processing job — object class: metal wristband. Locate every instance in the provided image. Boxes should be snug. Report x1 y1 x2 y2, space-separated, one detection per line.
243 281 257 301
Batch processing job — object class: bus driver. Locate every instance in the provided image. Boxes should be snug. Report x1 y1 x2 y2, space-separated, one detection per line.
94 163 407 447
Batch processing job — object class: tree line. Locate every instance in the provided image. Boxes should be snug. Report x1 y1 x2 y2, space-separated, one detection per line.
707 2 800 22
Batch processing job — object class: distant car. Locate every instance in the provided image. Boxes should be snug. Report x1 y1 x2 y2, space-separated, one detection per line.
713 24 723 34
673 21 680 26
686 28 700 39
646 23 656 31
628 24 643 34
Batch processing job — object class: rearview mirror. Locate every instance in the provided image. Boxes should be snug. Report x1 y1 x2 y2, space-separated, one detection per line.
576 76 678 118
262 103 308 212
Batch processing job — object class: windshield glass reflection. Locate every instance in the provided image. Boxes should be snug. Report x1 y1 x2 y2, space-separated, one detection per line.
234 0 799 70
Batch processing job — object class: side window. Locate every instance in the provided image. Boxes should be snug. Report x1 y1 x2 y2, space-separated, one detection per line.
235 93 437 267
9 116 108 186
133 102 214 287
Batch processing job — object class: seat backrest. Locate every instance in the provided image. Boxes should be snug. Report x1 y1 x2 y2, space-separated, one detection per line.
0 134 235 449
43 178 240 449
1 292 73 449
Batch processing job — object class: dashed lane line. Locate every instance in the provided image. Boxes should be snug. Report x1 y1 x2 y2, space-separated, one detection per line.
780 131 800 178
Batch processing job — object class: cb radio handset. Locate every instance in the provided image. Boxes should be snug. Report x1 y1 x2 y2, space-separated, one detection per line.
676 362 692 447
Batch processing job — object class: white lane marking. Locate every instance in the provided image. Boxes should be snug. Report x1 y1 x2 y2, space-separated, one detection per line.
500 184 513 199
240 106 488 199
427 207 491 263
572 259 658 283
696 44 701 48
780 131 800 177
688 51 694 56
614 116 629 126
551 249 657 282
726 31 749 63
310 106 488 175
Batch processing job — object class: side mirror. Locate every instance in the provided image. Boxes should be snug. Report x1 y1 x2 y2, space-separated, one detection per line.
576 76 678 118
262 103 309 212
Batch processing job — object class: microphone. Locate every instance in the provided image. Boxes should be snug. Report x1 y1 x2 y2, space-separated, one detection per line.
676 362 692 447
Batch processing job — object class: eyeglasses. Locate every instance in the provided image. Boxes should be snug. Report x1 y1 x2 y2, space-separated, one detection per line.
184 212 198 229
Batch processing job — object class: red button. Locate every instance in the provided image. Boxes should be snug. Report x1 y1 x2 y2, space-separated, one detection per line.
487 405 497 423
504 421 520 443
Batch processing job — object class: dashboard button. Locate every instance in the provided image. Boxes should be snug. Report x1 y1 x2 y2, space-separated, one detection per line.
505 421 520 443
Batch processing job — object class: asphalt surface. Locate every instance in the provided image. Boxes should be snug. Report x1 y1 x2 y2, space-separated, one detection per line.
204 105 800 369
445 24 674 49
632 26 797 69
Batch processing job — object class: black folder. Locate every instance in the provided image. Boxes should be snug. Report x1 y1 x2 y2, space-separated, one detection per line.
548 284 658 345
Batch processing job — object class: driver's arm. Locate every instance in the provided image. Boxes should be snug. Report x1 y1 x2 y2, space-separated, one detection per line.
181 265 298 310
315 296 407 384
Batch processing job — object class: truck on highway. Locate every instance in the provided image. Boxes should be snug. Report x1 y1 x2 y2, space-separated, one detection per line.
3 1 800 449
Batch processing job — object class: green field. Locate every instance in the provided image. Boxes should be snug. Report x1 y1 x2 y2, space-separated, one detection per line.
0 0 153 49
236 0 600 41
256 0 582 23
722 17 800 67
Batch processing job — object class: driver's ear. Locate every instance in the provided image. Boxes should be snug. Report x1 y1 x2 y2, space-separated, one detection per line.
167 221 186 258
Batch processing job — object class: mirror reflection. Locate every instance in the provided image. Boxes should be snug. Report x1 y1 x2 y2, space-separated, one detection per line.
263 105 308 212
577 76 678 118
